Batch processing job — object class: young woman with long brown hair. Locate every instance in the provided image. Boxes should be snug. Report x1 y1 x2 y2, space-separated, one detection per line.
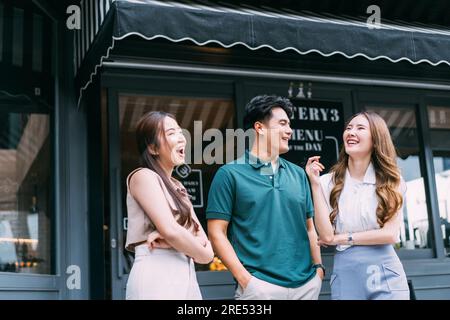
125 111 214 300
305 111 409 300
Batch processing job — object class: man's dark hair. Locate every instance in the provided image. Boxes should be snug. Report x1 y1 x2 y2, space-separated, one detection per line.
243 95 293 130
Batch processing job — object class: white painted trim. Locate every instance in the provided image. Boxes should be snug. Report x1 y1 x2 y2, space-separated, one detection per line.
113 32 450 67
77 39 116 109
76 39 450 110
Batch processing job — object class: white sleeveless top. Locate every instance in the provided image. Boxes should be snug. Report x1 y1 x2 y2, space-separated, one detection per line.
319 162 406 251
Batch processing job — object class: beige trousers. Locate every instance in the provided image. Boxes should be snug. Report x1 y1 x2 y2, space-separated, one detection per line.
126 244 202 300
235 273 322 300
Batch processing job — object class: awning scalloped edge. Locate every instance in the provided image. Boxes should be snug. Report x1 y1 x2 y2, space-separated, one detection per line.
77 32 450 109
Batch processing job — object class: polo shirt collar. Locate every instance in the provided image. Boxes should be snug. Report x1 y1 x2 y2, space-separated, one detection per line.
245 150 286 170
345 162 376 184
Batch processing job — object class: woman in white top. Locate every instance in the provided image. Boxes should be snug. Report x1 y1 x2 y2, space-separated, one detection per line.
125 111 214 300
305 111 409 300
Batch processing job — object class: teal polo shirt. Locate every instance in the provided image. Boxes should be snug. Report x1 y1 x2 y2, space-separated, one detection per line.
206 151 317 288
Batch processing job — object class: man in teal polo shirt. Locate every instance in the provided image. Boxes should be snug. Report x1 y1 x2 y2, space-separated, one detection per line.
207 95 324 300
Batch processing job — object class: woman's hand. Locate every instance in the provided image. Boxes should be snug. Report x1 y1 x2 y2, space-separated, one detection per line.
318 234 346 247
195 235 208 247
191 235 213 263
147 230 210 251
305 156 325 186
147 231 172 250
195 235 207 247
317 236 335 247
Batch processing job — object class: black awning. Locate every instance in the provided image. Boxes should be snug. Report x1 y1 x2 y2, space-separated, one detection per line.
112 0 450 66
76 0 450 107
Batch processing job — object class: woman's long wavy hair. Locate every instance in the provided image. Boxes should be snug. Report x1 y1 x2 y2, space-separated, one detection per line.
135 111 198 232
329 112 403 228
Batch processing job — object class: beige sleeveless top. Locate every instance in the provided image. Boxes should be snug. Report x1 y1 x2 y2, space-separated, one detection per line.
124 167 191 252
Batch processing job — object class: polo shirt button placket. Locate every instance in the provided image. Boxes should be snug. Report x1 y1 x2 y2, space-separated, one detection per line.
274 175 280 188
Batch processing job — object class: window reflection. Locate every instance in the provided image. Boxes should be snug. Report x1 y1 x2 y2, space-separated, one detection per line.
365 106 431 250
433 155 450 256
429 105 450 256
0 112 52 273
428 106 450 129
397 156 429 249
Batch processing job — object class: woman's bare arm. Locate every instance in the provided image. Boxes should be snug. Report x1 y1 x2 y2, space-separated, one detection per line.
320 213 401 246
130 169 213 264
305 156 335 242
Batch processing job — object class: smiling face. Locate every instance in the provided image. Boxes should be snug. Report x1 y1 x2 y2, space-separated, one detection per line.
343 114 373 158
154 116 187 167
262 107 293 155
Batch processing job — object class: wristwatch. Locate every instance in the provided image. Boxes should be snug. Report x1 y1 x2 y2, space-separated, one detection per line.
313 263 326 277
347 232 354 246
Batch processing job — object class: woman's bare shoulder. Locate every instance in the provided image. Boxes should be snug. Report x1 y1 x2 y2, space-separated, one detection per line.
129 168 161 190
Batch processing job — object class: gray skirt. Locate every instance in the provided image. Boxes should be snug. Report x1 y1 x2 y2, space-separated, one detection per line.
330 245 410 300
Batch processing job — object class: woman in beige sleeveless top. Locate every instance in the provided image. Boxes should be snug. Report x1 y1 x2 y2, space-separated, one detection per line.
125 111 214 300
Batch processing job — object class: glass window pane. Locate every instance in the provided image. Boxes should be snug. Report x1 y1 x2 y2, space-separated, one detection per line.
119 94 235 272
0 112 53 274
428 106 450 129
365 106 431 250
433 155 450 257
429 105 450 257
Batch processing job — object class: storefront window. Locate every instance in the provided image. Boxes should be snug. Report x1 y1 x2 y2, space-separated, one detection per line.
119 94 235 272
433 155 450 256
0 111 53 274
365 106 431 250
429 105 450 257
